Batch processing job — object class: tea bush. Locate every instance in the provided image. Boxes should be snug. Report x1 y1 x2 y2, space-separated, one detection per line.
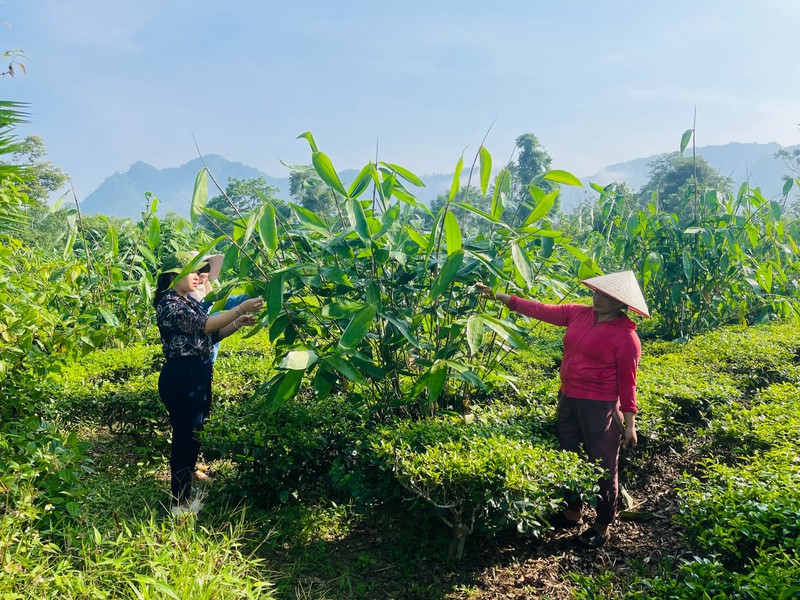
679 323 800 391
710 382 800 456
635 352 740 441
371 416 601 562
677 447 800 567
582 551 800 599
202 391 369 504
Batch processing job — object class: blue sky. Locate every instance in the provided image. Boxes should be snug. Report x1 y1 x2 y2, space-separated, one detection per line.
2 0 799 200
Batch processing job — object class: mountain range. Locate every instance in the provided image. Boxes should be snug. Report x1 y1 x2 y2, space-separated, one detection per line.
81 142 796 219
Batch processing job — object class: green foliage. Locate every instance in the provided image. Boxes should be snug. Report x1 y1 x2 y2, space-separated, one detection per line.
371 415 601 562
677 448 800 567
709 382 800 457
0 513 275 599
202 392 370 505
594 180 800 338
635 353 739 440
586 552 800 600
194 135 593 416
638 151 733 225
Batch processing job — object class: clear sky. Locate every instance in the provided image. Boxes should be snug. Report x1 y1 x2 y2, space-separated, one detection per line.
2 0 799 200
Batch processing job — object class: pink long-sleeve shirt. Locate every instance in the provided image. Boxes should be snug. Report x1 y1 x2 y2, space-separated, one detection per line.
507 296 641 413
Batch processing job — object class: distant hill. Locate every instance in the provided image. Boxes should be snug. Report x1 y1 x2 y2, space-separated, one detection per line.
82 143 797 218
81 155 284 218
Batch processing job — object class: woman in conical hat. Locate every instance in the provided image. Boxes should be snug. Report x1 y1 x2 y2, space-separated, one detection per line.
475 270 648 548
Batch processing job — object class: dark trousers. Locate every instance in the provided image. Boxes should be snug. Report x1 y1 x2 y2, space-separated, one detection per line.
557 393 621 526
158 357 213 504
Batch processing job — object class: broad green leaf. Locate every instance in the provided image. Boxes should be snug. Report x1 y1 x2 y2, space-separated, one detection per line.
190 168 208 227
426 360 448 402
681 249 693 279
267 274 283 325
146 217 161 250
105 222 118 256
771 200 782 221
347 198 371 243
243 210 258 246
428 249 464 301
380 312 420 347
289 202 329 231
444 210 462 255
783 177 795 197
381 162 425 187
313 367 334 400
577 260 598 280
511 243 535 288
479 146 492 197
347 163 372 198
542 169 583 187
448 156 464 201
296 131 318 152
280 349 319 370
452 202 514 231
541 235 554 259
491 168 510 218
562 243 591 264
338 304 377 350
324 354 368 384
522 189 557 225
406 226 431 250
96 307 119 327
312 151 348 196
321 301 367 318
466 315 484 355
265 370 304 411
481 314 528 349
200 206 239 226
257 203 278 256
679 128 693 155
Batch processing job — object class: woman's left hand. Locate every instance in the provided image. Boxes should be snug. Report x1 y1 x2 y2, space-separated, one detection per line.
622 424 638 449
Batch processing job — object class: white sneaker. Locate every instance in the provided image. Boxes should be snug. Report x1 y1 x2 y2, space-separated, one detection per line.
169 498 205 516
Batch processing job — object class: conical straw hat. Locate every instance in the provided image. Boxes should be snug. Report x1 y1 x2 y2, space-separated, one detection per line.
581 270 650 318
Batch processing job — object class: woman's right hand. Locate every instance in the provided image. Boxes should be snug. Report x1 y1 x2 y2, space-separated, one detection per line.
472 283 495 299
238 297 264 314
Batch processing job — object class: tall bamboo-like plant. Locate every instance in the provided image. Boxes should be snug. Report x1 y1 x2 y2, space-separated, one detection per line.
192 133 592 414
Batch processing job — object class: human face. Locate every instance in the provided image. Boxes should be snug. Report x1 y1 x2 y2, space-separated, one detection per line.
173 271 201 295
592 290 626 320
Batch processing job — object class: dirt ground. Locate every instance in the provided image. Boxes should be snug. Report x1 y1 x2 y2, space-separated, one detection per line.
434 446 695 599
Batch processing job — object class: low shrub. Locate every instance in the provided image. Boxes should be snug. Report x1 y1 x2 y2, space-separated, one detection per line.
636 353 739 440
677 447 800 567
202 392 370 505
577 551 800 599
371 417 602 562
709 382 800 456
680 322 800 391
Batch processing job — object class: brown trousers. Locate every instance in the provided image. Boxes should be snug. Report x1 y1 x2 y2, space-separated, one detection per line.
557 393 621 526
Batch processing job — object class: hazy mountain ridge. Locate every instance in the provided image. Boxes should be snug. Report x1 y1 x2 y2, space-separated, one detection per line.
82 142 797 218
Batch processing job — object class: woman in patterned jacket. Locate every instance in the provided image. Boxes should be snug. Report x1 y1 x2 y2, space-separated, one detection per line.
153 251 263 515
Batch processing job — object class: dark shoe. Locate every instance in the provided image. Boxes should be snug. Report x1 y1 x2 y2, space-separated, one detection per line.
547 511 584 528
575 527 609 548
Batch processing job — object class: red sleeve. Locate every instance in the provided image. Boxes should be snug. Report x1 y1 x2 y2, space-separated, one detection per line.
616 333 641 413
506 296 577 327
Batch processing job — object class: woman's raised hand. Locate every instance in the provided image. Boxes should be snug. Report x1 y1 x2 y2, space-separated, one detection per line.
238 297 264 314
472 283 495 299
